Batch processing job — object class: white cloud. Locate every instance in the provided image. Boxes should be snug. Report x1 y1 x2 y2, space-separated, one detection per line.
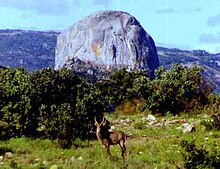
0 0 69 16
214 46 220 53
207 13 220 26
157 6 178 14
156 42 193 51
199 33 220 43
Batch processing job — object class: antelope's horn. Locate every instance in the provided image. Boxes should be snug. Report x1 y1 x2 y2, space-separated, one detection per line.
101 116 106 125
94 116 98 124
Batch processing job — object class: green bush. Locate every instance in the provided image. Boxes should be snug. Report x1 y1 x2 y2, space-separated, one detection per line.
0 68 104 147
180 140 220 169
143 64 212 115
95 68 149 109
75 81 105 140
38 103 75 148
95 65 213 115
34 69 105 146
133 121 146 129
115 98 142 115
0 66 216 147
201 113 220 130
0 68 34 138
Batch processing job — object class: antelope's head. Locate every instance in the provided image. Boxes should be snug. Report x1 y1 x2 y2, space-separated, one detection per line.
94 116 106 133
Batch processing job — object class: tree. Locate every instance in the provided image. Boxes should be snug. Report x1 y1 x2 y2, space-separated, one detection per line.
144 64 213 114
95 68 150 111
0 68 33 138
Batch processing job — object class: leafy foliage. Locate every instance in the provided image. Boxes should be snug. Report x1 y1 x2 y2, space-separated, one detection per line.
181 140 220 169
0 68 32 138
0 64 215 147
201 113 220 130
143 64 212 114
0 67 104 147
95 68 149 110
115 98 142 115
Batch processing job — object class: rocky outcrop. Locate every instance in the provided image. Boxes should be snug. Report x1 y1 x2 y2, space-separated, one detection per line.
55 10 159 78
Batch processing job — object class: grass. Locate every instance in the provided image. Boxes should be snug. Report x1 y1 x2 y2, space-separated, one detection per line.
0 113 219 169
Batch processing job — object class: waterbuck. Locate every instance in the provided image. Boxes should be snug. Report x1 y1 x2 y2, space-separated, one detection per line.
94 117 126 160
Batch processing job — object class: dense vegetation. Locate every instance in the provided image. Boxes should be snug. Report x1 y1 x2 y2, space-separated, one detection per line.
0 67 106 148
0 64 214 142
0 64 220 168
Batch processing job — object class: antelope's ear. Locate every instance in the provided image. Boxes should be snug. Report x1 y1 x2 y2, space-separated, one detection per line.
94 122 98 126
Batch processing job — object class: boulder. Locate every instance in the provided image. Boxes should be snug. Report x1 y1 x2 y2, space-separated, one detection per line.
55 10 159 78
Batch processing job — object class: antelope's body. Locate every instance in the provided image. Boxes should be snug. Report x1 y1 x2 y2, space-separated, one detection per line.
95 117 126 160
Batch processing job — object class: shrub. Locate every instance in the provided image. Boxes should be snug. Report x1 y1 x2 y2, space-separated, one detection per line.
115 98 142 115
133 121 146 129
38 103 75 148
0 67 104 147
201 113 220 130
35 70 105 147
0 68 35 138
144 64 212 115
95 68 149 110
75 81 105 140
180 140 220 168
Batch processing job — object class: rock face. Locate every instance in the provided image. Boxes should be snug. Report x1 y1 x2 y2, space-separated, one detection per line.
55 10 159 78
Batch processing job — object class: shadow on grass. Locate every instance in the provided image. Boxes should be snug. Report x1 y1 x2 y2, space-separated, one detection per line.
0 146 13 156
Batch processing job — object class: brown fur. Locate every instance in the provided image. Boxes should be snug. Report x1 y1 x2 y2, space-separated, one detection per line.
94 117 126 160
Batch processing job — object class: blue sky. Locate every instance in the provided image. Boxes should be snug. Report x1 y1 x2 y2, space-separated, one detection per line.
0 0 220 53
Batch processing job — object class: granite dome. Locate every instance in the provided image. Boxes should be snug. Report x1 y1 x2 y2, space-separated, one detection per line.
55 10 159 77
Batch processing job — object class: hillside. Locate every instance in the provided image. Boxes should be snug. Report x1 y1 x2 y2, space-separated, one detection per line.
0 29 220 91
0 29 59 71
157 47 220 92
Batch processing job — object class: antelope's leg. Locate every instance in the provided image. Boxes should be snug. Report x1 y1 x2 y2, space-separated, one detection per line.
105 145 111 158
119 140 126 159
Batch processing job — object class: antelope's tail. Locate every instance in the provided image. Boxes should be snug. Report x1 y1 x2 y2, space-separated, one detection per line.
125 134 131 141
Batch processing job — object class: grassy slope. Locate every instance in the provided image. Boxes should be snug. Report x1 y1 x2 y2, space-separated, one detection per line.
0 113 219 169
